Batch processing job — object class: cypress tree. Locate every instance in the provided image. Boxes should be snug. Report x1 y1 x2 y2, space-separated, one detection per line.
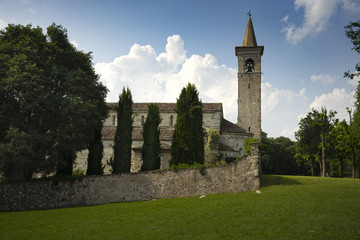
86 127 104 175
141 103 162 171
171 83 204 165
113 87 133 174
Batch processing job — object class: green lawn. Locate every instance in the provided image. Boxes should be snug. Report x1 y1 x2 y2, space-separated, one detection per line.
1 175 359 239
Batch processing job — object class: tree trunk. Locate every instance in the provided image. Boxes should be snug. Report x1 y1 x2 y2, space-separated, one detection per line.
321 133 326 177
311 166 314 176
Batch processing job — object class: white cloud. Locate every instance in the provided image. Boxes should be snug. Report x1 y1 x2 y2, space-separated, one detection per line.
310 74 337 85
97 35 355 140
95 35 238 122
261 82 308 139
261 82 306 114
280 126 299 139
0 19 7 30
341 0 360 11
71 40 79 48
282 15 289 23
282 0 359 44
309 88 355 121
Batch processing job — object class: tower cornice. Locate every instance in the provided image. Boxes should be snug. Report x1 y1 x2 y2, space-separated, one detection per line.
235 46 264 56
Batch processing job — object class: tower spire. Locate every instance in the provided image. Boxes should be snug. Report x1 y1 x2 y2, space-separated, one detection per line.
242 16 257 47
235 15 263 140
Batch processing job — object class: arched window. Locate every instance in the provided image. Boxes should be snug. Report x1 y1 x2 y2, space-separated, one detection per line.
170 115 174 126
141 115 145 126
245 59 254 72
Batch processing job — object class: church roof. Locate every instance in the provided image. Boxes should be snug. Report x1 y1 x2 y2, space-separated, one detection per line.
101 126 174 141
221 118 253 136
242 16 257 47
219 143 238 152
106 102 223 113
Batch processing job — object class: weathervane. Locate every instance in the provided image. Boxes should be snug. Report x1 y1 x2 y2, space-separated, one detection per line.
247 10 251 17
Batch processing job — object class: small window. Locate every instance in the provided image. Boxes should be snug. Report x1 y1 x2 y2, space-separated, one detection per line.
248 127 251 132
248 83 250 89
112 115 116 126
245 59 254 72
170 115 174 126
141 115 145 126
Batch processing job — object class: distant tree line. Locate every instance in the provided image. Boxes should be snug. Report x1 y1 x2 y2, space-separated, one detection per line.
261 19 360 178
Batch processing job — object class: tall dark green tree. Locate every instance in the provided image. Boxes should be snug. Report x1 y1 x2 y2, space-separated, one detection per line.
0 23 108 181
113 87 133 174
86 127 105 175
141 103 161 171
171 83 204 165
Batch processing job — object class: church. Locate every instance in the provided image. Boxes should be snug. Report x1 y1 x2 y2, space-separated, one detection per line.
76 16 263 173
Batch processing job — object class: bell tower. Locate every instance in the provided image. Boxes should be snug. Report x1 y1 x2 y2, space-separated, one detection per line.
235 15 264 140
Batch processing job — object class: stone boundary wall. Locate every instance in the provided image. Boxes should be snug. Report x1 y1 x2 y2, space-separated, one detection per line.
0 143 260 212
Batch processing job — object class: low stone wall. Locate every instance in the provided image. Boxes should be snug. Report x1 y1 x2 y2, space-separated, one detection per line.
0 143 260 212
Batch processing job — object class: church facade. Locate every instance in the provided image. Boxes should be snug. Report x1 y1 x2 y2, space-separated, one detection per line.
75 16 263 173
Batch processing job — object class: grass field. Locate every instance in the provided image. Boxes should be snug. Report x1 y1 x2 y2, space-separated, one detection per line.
1 175 359 239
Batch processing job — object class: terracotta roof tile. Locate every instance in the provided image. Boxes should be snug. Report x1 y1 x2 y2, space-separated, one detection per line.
101 126 116 140
221 118 253 136
102 126 174 141
106 102 222 112
219 143 238 152
132 141 171 150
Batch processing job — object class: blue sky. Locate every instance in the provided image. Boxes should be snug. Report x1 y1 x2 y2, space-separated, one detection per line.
1 0 359 140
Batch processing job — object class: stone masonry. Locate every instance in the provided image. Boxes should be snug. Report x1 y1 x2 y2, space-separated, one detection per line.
0 142 260 212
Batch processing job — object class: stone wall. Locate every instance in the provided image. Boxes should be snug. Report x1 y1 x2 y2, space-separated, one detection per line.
0 143 260 212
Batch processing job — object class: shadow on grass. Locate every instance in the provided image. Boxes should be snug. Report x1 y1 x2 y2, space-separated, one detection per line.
261 175 302 188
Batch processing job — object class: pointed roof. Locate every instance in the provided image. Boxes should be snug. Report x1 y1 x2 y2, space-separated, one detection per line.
242 16 257 47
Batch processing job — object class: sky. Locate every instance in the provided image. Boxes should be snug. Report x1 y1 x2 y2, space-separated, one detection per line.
1 0 359 140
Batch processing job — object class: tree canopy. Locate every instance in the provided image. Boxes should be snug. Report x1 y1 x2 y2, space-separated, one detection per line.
260 132 301 175
112 87 133 174
141 103 161 171
344 20 360 80
171 83 204 165
344 19 360 178
0 23 108 181
295 107 337 177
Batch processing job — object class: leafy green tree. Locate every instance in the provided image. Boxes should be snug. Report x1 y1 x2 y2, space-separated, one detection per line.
113 87 133 174
346 108 360 178
171 83 204 165
141 103 162 171
0 127 37 182
295 114 320 177
295 107 337 177
0 23 108 181
260 132 301 175
344 20 360 178
331 120 351 177
344 20 360 80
